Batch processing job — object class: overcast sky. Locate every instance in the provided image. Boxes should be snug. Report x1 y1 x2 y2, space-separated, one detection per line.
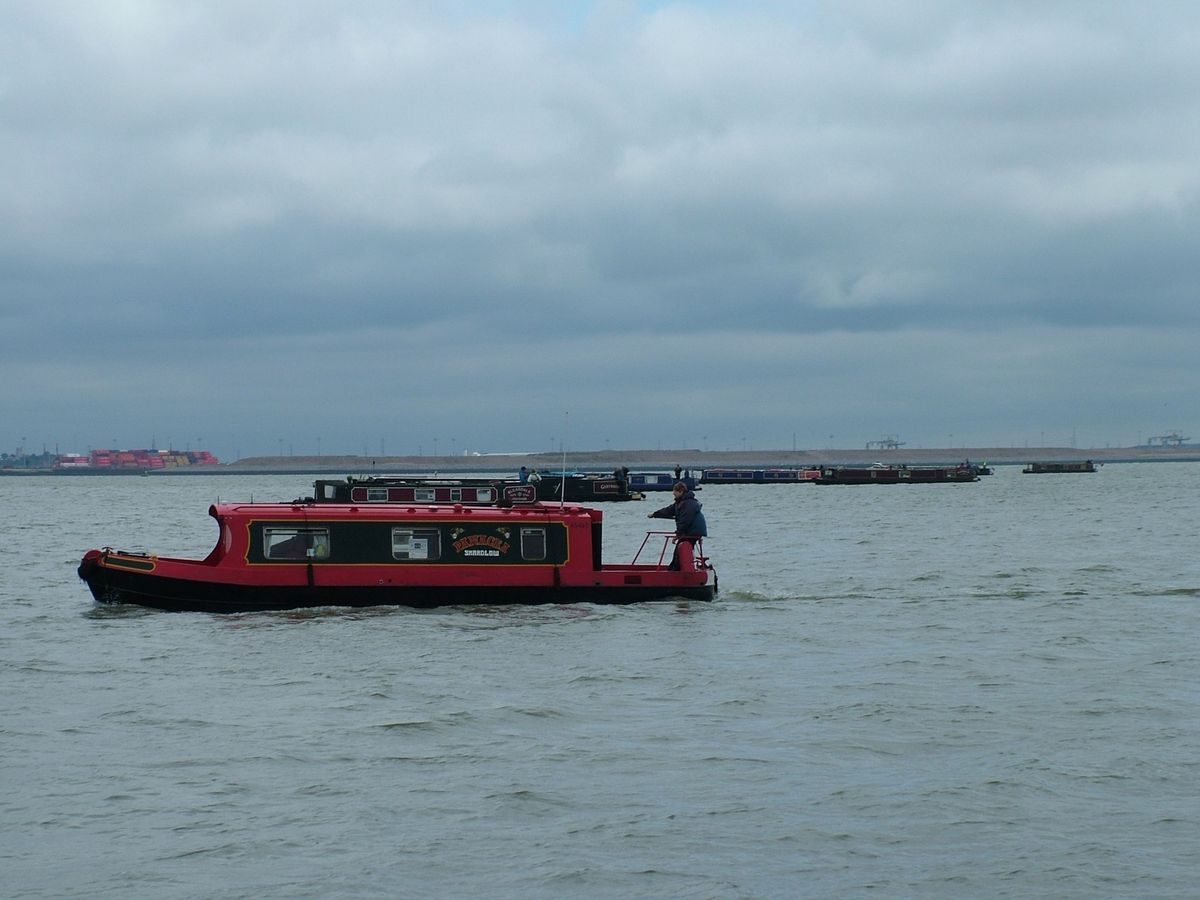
3 1 1198 459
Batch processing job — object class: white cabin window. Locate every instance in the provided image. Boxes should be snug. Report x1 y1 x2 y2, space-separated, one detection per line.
392 527 441 561
265 528 330 560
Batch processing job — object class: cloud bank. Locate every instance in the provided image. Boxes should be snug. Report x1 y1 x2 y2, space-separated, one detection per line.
3 1 1198 456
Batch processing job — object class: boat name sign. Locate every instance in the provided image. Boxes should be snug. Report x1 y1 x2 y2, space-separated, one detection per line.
452 531 512 557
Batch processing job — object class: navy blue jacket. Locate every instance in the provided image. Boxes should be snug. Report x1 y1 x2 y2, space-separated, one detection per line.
650 490 707 537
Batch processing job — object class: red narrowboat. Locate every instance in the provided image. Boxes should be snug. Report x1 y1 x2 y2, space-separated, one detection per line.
78 499 716 613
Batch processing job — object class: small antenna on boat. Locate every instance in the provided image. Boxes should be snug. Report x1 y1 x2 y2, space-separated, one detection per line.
560 411 568 508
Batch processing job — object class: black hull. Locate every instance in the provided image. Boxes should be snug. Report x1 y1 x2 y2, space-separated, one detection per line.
1022 463 1096 474
815 466 978 485
79 566 715 614
700 470 816 484
815 478 978 485
815 475 978 484
532 478 638 503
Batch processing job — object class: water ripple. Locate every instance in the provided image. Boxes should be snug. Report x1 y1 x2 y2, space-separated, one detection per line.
4 468 1200 897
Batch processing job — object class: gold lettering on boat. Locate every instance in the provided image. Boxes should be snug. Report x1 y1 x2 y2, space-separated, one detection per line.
452 533 511 555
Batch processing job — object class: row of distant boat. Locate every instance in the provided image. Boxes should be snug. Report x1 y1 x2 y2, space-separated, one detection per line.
75 462 1097 615
690 459 1096 484
509 459 1097 502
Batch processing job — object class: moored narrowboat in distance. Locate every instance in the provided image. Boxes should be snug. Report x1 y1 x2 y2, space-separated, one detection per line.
310 476 535 506
1022 460 1098 474
815 464 979 485
627 472 700 492
700 468 820 484
529 471 642 502
77 495 715 613
308 472 641 505
761 467 821 483
700 468 760 484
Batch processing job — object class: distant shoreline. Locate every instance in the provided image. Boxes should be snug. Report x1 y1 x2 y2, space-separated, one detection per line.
5 445 1199 475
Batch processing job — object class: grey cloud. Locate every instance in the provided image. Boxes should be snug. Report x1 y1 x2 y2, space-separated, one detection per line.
2 2 1198 454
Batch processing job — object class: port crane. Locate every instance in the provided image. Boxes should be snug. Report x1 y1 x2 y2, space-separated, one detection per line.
1147 431 1189 447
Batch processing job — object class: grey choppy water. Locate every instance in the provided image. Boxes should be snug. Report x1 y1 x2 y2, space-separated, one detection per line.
2 465 1198 898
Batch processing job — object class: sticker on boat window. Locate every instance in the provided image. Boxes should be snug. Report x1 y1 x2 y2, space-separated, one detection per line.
392 528 441 561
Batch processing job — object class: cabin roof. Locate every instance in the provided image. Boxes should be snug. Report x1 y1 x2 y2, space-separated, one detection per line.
209 501 603 523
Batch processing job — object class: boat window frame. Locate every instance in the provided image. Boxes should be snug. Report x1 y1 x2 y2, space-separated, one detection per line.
520 527 547 561
264 527 331 560
392 527 442 561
